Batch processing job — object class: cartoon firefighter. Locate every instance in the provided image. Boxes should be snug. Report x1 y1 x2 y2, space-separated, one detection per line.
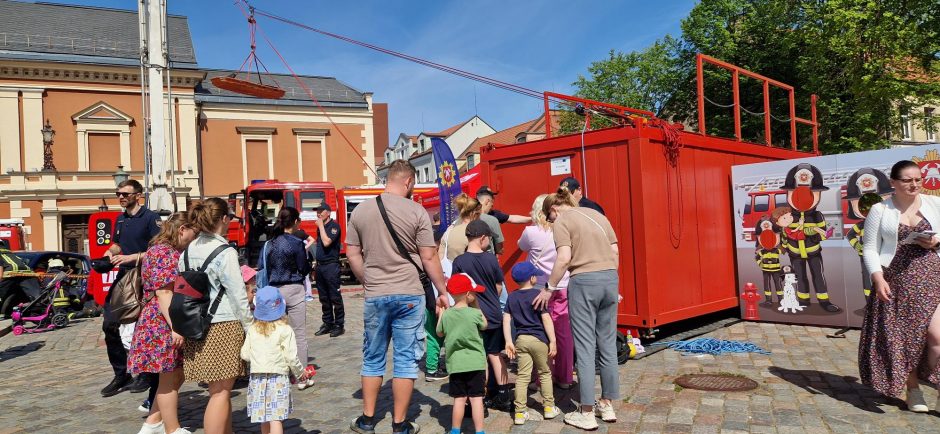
754 216 784 306
844 168 893 299
781 163 841 312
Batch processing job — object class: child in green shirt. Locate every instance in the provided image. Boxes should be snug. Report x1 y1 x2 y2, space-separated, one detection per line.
437 273 488 434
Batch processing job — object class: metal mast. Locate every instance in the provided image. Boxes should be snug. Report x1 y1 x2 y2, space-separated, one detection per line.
138 0 173 214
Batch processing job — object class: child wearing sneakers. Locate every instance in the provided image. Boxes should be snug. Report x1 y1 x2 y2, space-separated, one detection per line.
437 273 489 434
503 262 559 425
241 286 310 434
452 219 512 411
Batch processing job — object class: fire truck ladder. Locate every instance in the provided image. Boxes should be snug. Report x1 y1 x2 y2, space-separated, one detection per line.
735 165 892 193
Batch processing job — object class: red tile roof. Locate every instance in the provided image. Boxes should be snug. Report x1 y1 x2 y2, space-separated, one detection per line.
459 112 560 159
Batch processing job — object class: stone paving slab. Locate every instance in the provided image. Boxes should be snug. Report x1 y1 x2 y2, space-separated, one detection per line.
1 291 939 433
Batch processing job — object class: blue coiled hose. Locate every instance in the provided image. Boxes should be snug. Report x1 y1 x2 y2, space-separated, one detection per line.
648 338 771 356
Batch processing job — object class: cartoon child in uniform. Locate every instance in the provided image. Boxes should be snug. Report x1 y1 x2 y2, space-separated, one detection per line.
754 215 784 306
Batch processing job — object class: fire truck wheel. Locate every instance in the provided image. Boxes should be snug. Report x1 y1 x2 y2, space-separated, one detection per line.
616 331 629 365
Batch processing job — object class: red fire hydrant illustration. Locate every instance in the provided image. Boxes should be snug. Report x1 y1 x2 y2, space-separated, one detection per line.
741 282 761 321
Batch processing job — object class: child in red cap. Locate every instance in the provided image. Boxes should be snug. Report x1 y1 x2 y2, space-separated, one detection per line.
437 273 488 434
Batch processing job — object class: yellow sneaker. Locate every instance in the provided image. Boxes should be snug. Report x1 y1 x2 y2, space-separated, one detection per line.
544 406 561 419
514 410 530 425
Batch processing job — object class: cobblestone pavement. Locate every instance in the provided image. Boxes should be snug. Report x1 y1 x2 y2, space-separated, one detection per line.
1 290 939 433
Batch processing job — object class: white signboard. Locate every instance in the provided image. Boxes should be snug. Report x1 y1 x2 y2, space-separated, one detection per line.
550 156 571 176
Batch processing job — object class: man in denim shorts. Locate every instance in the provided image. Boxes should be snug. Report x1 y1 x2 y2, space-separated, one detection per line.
346 160 449 434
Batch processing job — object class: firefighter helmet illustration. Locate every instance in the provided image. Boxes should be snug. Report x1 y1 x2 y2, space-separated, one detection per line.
845 168 893 220
782 163 829 212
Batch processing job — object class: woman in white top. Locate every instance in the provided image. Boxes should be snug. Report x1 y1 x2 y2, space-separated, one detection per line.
180 198 252 434
859 160 940 413
518 194 573 388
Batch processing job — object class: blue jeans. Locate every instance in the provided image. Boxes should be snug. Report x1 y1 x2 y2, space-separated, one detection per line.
361 295 426 379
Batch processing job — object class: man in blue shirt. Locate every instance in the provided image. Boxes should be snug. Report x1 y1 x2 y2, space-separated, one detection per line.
312 203 345 337
101 179 160 399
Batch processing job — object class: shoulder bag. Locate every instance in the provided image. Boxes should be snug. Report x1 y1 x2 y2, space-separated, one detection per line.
376 195 437 310
109 254 150 324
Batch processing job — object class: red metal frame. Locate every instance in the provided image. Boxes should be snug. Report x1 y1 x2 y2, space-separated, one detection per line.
696 53 819 153
543 91 655 139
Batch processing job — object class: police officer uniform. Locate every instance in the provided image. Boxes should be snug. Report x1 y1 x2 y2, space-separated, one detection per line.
844 168 893 299
754 218 783 306
781 163 841 312
312 203 344 337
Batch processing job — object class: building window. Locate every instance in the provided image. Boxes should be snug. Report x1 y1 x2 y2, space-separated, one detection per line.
87 133 121 171
424 167 430 183
927 107 936 142
467 154 476 169
901 110 912 141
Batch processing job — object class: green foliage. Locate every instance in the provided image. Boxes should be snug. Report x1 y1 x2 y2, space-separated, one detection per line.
564 0 940 154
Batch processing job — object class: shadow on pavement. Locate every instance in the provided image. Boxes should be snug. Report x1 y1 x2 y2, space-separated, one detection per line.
768 366 897 414
352 379 448 429
0 341 45 362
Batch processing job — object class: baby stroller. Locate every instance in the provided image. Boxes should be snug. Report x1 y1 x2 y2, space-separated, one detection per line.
10 271 71 335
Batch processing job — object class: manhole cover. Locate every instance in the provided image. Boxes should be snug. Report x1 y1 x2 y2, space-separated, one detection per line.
674 373 758 392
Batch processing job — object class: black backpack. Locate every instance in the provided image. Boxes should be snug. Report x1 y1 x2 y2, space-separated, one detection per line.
169 244 233 341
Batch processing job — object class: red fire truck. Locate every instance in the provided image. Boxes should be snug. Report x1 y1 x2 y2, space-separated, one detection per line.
227 180 339 267
227 180 435 279
0 219 27 250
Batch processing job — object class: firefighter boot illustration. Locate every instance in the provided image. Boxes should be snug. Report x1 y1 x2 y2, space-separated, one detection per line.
782 163 841 313
845 168 893 300
754 217 783 306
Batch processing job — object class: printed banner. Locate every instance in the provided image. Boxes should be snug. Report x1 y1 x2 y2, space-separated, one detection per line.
732 144 940 327
431 137 462 232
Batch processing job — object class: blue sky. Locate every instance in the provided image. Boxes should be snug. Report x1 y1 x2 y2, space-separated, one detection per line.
70 0 697 147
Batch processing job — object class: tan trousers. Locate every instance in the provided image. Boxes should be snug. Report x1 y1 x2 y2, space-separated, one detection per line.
514 334 554 410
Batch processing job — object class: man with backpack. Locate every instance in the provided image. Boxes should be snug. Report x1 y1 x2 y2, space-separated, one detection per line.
101 179 161 399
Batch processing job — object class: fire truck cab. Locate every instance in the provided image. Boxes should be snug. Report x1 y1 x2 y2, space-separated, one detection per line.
0 219 27 250
228 180 337 267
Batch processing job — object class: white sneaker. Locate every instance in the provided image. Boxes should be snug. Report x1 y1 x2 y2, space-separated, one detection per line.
514 410 530 425
169 429 193 434
544 405 561 419
136 421 164 434
297 378 316 390
563 411 599 430
594 401 617 422
906 388 929 413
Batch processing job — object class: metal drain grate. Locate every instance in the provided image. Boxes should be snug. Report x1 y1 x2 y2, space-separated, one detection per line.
674 373 758 392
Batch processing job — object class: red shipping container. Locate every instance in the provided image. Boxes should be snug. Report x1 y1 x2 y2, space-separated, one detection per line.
479 123 812 333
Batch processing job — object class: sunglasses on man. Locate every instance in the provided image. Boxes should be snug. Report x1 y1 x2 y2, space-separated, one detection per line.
115 192 138 198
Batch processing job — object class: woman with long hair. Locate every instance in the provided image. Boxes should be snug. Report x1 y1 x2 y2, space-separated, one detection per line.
441 194 483 262
518 194 573 389
259 207 313 383
128 212 197 434
181 198 252 434
860 160 940 412
535 187 620 430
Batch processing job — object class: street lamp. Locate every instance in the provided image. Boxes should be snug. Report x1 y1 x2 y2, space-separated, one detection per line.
41 119 55 171
98 198 109 212
112 165 129 187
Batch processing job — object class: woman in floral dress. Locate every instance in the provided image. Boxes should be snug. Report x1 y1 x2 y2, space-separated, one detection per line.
859 160 940 413
128 212 198 434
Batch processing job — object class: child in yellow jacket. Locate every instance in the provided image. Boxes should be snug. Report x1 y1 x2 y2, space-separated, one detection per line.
241 286 309 434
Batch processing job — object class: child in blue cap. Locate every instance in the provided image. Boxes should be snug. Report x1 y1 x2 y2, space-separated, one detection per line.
241 286 309 433
503 262 558 425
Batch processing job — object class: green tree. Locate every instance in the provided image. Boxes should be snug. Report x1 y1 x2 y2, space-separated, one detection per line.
564 0 940 153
